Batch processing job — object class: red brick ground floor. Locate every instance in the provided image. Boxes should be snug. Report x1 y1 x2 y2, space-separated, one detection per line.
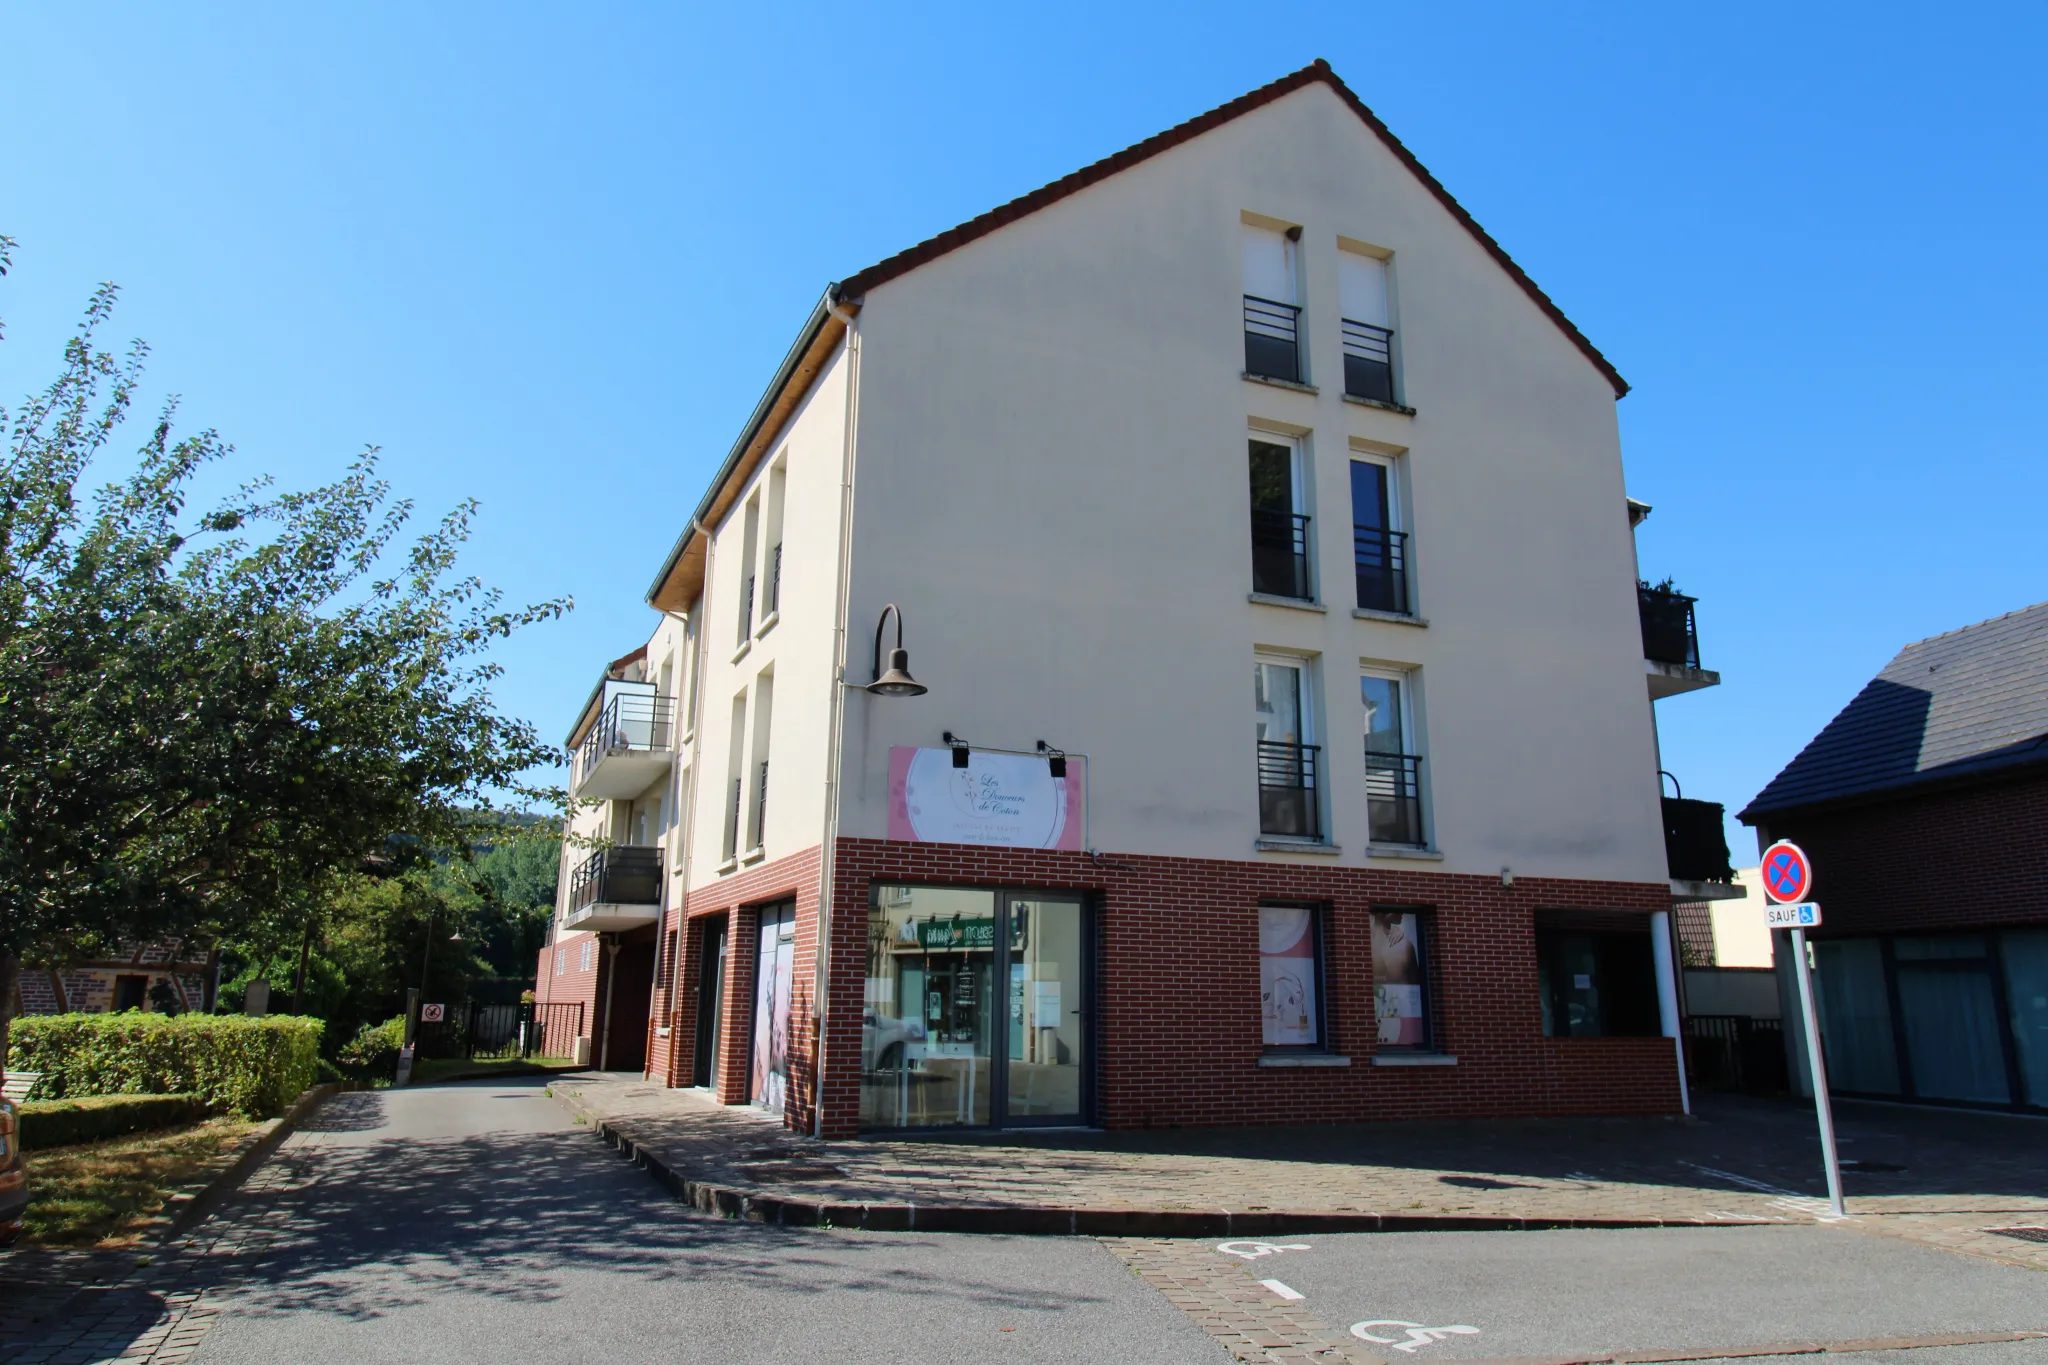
556 839 1684 1140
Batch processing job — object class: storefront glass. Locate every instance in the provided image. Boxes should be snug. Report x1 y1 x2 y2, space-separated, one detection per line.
2003 930 2048 1107
862 886 995 1129
1005 895 1085 1120
1813 939 1902 1095
1894 936 2009 1105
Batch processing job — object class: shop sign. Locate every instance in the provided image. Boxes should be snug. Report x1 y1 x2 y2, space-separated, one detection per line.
917 917 996 951
888 746 1085 850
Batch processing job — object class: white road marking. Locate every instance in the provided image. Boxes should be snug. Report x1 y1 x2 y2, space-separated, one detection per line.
1681 1162 1856 1223
1216 1240 1310 1259
1351 1320 1482 1354
1259 1279 1304 1301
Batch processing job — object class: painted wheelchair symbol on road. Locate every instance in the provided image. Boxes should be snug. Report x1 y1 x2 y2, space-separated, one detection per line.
1216 1240 1311 1259
1351 1320 1482 1354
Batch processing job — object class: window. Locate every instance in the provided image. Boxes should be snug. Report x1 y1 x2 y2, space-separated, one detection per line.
1260 903 1326 1050
580 939 595 973
1371 909 1432 1051
1350 456 1410 615
555 947 566 976
1362 672 1424 847
1339 249 1395 404
1249 435 1311 601
1255 656 1320 840
1535 912 1659 1038
762 459 787 624
682 606 701 735
737 495 760 647
1243 222 1302 382
113 974 148 1011
722 691 747 861
746 669 774 853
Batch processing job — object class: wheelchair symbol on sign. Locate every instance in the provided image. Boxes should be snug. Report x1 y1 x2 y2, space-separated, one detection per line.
1216 1241 1310 1260
1351 1321 1481 1354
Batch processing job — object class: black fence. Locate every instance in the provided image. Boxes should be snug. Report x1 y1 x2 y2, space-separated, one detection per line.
1243 294 1302 382
411 999 587 1061
1353 524 1411 615
1257 740 1321 839
1365 748 1426 848
567 845 662 912
1341 318 1395 403
1687 1013 1789 1095
574 690 677 784
1251 508 1312 600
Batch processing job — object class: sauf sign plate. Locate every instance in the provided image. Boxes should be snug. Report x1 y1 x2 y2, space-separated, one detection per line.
1764 902 1822 929
888 746 1085 850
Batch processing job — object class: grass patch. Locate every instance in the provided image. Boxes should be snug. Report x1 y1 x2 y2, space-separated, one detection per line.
409 1056 581 1086
20 1116 258 1248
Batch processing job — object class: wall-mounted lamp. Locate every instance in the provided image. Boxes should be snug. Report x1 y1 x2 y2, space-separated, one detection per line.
1036 739 1067 779
942 730 970 768
864 604 927 697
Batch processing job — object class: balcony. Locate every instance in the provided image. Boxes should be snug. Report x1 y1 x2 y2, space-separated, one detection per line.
564 845 663 932
1251 509 1312 601
1365 748 1426 847
1662 795 1740 901
1341 318 1395 405
1354 524 1411 616
1639 582 1720 700
1243 295 1303 384
1257 740 1322 840
571 691 675 799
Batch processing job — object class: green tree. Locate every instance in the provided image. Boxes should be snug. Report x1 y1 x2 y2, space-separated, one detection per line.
0 240 569 1058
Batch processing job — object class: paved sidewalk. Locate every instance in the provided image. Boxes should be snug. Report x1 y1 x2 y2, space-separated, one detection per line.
548 1073 2048 1268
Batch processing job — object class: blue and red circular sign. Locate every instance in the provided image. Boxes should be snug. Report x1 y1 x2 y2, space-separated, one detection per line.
1760 841 1814 904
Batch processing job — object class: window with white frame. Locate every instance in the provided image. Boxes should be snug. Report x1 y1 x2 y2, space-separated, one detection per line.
555 947 566 976
1361 670 1425 847
1255 655 1321 840
579 939 594 972
1349 454 1410 616
1249 433 1312 602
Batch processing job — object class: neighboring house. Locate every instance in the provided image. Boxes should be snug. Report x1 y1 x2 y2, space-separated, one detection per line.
536 60 1733 1138
13 941 219 1016
1740 601 2048 1114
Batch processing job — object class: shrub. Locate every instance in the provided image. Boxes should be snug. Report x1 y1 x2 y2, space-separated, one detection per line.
18 1094 211 1150
335 1016 405 1081
7 1014 323 1117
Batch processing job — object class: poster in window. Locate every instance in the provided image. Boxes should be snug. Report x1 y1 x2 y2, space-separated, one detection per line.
1372 910 1427 1047
1260 906 1319 1047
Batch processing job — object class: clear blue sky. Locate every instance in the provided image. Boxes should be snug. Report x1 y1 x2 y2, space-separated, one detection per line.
5 4 2044 853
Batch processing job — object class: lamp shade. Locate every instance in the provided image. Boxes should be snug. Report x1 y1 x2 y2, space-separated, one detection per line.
868 647 927 697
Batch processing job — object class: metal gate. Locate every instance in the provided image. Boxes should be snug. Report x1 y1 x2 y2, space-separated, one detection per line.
1686 1013 1789 1094
412 1001 586 1060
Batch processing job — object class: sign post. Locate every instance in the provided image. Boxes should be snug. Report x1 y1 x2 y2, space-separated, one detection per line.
1761 840 1845 1219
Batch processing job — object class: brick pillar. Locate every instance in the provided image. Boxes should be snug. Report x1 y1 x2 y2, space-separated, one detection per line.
717 905 758 1105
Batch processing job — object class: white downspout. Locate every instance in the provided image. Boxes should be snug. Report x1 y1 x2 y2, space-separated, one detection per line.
1650 910 1692 1116
813 299 861 1137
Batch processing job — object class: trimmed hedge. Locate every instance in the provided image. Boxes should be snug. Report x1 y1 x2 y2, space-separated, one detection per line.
8 1013 323 1118
19 1093 212 1150
335 1016 404 1081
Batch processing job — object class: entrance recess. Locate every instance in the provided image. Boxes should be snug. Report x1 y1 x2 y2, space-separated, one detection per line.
860 885 1091 1130
693 918 728 1090
750 902 796 1113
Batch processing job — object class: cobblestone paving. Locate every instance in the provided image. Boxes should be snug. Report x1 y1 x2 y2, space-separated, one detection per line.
1099 1237 1387 1365
553 1074 2048 1269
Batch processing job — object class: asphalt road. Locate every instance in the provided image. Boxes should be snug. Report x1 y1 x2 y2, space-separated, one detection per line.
188 1079 1227 1365
1219 1223 2048 1362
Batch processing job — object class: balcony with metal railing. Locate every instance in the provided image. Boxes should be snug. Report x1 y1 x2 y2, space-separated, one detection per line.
1243 295 1303 384
1341 318 1396 405
1354 524 1412 616
1365 748 1426 847
1640 582 1720 699
571 690 676 799
563 845 663 932
1257 740 1322 840
1251 509 1312 601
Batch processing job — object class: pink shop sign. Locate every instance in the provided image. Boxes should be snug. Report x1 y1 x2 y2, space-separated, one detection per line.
887 746 1086 850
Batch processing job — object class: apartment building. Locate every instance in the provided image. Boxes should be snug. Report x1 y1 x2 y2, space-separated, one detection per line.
532 60 1731 1137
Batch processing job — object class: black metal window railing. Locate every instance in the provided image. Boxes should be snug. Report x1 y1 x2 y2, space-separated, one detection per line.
1341 319 1395 404
1662 795 1733 883
1244 295 1302 383
573 692 676 787
1365 748 1425 847
723 776 742 860
738 573 756 645
749 760 769 850
1251 509 1312 600
1354 524 1411 615
1639 584 1701 669
1257 740 1322 839
767 544 782 618
567 845 662 912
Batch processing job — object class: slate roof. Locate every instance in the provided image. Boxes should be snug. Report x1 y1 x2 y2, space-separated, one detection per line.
1741 601 2048 821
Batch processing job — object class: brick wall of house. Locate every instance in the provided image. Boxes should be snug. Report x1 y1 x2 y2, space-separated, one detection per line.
808 838 1680 1140
532 929 604 1056
1756 771 2048 939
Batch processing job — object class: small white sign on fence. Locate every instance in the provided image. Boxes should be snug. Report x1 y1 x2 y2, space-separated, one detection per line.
420 1003 445 1023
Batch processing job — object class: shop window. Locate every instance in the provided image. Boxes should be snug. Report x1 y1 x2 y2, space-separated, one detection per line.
1371 908 1433 1051
1260 903 1327 1051
2004 930 2048 1108
1535 913 1658 1038
1812 939 1901 1095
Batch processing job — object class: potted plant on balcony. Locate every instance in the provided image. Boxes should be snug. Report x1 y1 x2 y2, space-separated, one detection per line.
1638 577 1698 668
